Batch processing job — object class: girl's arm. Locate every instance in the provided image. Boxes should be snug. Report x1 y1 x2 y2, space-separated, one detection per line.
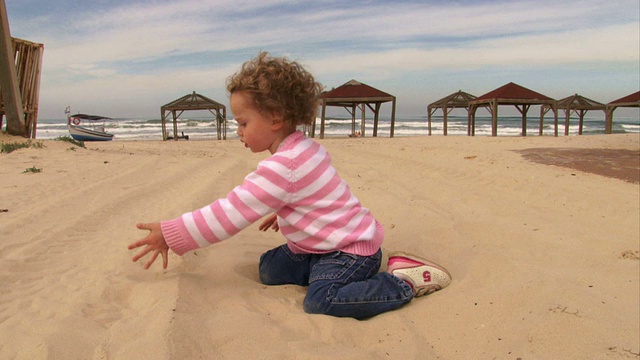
160 156 292 255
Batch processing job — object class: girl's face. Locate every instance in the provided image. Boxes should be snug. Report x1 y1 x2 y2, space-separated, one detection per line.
230 91 290 154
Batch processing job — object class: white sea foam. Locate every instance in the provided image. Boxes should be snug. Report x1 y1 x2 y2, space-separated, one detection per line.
4 114 637 141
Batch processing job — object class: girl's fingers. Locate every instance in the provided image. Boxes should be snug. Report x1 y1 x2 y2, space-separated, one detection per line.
132 246 152 262
127 237 149 250
136 223 151 231
161 250 168 269
145 250 160 269
259 222 271 231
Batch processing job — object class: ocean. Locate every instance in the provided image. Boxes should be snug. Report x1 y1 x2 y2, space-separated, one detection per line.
7 114 640 141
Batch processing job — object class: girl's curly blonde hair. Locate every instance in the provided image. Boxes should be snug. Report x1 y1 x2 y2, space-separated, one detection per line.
226 52 323 126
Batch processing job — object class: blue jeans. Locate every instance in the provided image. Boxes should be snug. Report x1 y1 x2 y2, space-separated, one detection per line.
259 244 413 319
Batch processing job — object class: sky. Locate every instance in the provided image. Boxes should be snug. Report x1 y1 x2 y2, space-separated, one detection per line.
4 0 640 120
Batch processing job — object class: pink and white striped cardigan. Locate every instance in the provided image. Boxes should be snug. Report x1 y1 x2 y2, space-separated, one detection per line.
161 130 384 257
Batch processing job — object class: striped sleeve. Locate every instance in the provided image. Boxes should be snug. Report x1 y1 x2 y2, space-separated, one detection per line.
162 155 293 255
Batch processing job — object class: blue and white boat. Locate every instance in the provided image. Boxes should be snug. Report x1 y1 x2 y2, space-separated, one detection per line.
65 107 114 141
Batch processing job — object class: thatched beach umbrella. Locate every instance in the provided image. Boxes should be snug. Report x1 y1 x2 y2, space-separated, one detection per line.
316 80 396 138
605 91 640 134
468 82 558 136
160 91 227 141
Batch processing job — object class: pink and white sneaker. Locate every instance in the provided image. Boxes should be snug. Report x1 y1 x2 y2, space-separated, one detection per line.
387 252 452 297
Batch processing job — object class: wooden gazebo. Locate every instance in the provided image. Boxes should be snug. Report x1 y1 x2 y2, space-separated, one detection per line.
315 79 396 138
468 82 557 136
605 91 640 134
160 91 227 141
427 90 479 136
541 94 605 135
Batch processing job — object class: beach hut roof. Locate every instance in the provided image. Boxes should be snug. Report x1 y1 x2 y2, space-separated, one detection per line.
556 94 605 110
161 91 226 111
474 82 554 102
608 91 640 106
428 90 477 109
320 79 394 102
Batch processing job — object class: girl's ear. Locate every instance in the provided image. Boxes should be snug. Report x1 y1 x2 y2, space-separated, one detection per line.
270 113 286 131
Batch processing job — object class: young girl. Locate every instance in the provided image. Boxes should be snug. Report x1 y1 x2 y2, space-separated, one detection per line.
128 52 451 319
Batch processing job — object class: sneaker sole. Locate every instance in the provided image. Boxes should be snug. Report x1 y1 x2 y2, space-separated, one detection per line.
388 251 452 296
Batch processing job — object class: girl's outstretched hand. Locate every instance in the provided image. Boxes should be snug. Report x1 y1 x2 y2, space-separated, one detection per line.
258 213 279 232
128 222 169 270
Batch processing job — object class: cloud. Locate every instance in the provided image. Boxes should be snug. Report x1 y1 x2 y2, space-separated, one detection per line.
40 64 239 117
306 23 638 78
28 0 639 67
6 0 638 118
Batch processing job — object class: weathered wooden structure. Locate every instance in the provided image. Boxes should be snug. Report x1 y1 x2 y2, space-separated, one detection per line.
605 91 640 134
427 90 479 136
315 79 396 138
469 82 557 136
160 91 227 141
541 94 605 135
0 0 43 138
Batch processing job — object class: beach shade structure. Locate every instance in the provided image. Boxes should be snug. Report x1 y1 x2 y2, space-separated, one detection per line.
160 91 227 141
541 94 605 136
468 82 558 137
605 91 640 134
0 0 44 139
427 90 483 136
315 79 396 138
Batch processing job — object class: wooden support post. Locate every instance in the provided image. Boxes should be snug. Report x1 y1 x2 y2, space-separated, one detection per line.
351 104 356 136
539 105 548 136
360 103 365 137
468 105 474 136
443 103 449 136
161 110 167 140
320 100 326 139
390 97 396 138
605 106 614 134
373 102 380 137
491 101 498 137
223 107 227 140
28 41 44 138
172 110 178 140
515 104 530 136
0 0 26 136
553 103 558 137
578 110 586 135
520 104 529 136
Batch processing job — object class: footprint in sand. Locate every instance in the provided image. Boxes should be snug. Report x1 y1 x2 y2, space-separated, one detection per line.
619 250 639 260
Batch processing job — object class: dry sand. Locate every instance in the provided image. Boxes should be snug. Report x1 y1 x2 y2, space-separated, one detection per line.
1 132 638 359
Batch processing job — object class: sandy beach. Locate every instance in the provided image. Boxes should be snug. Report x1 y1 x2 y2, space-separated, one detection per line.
0 133 638 359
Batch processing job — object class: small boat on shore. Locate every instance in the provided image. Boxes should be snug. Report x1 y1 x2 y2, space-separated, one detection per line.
65 107 114 141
